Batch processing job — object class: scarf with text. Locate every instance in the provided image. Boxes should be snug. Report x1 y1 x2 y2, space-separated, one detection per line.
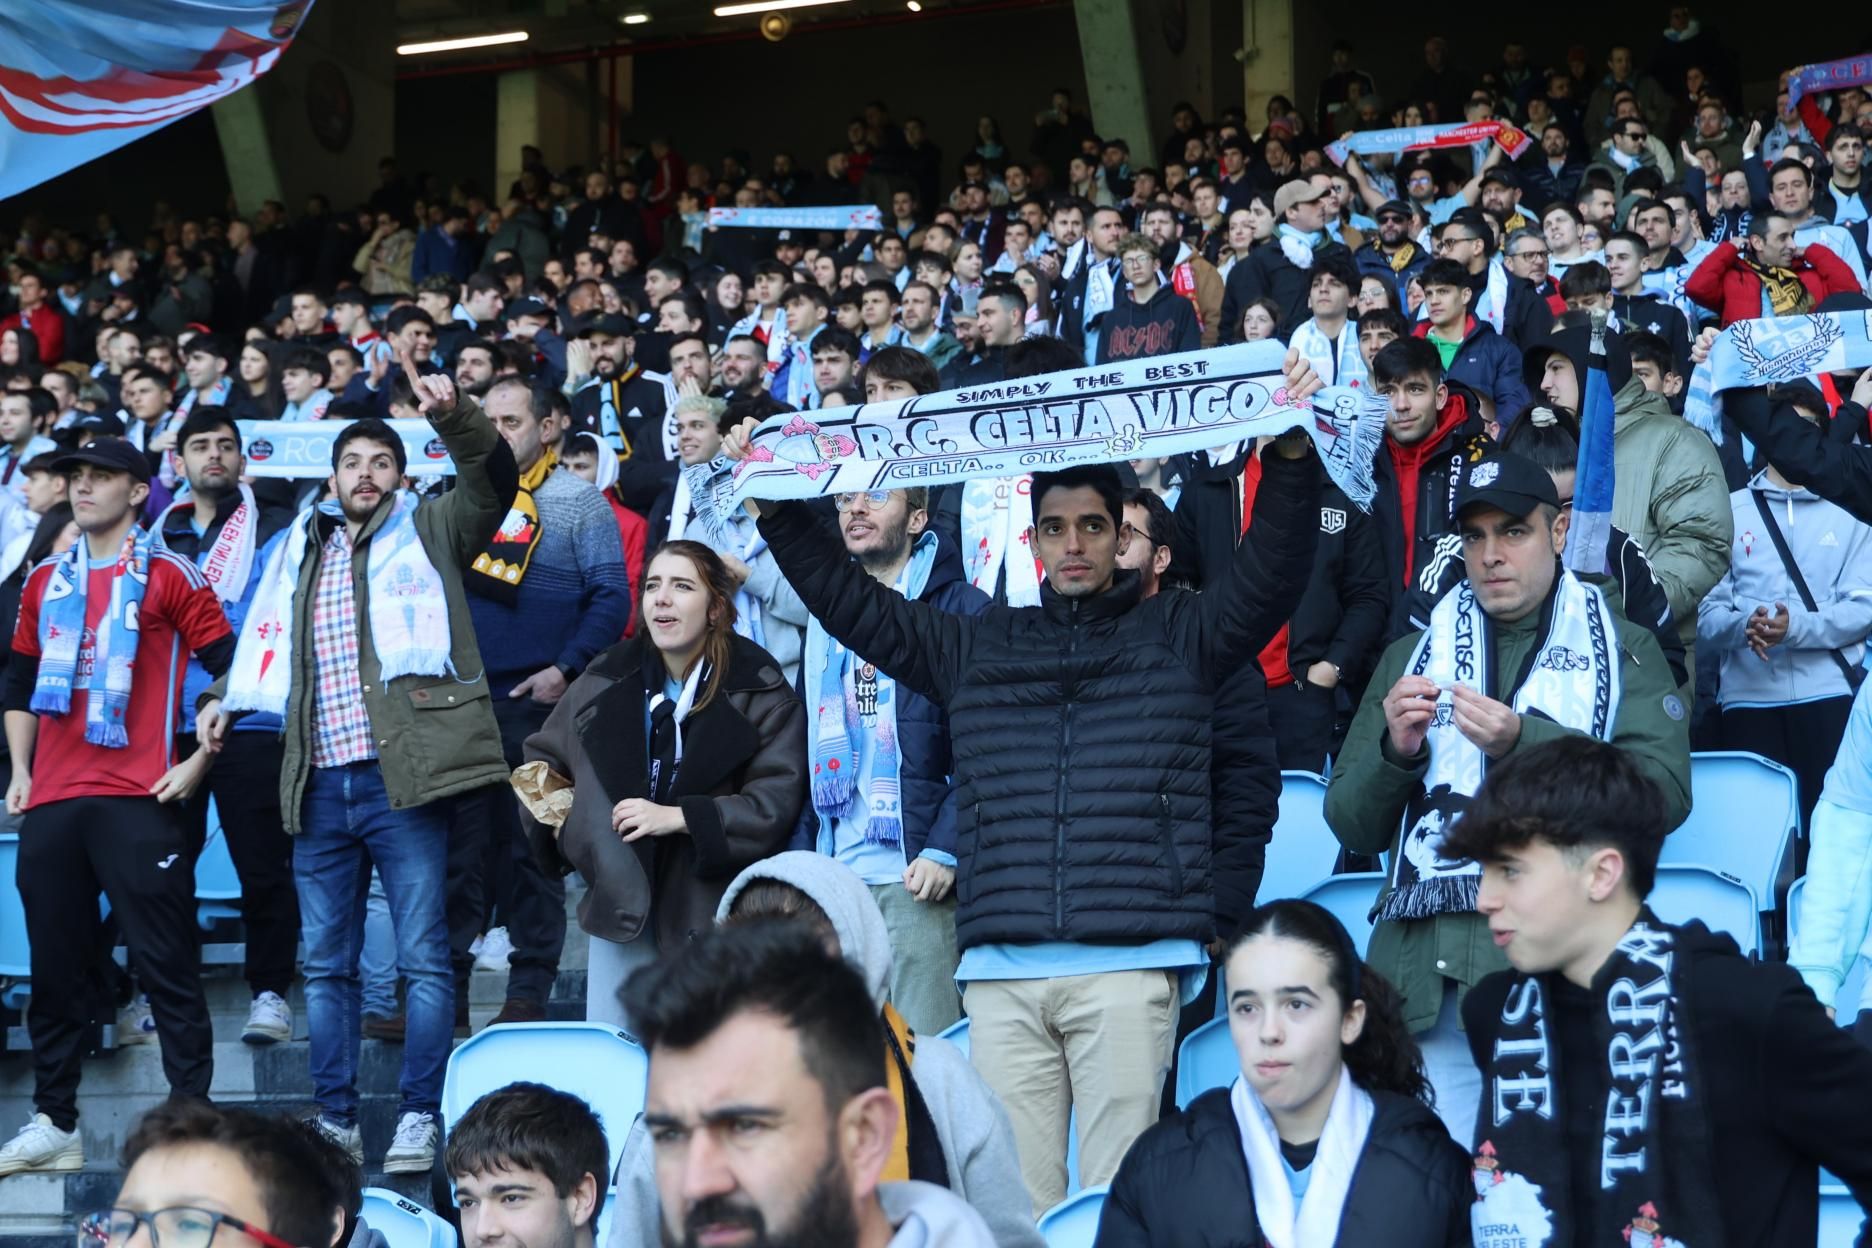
1232 1068 1374 1248
707 204 882 231
730 342 1388 510
806 533 937 845
32 526 152 747
960 476 1040 606
683 455 768 648
225 492 451 717
469 449 556 604
1472 916 1721 1248
1377 569 1620 922
1683 310 1872 446
1788 53 1872 108
1324 120 1533 167
156 484 257 603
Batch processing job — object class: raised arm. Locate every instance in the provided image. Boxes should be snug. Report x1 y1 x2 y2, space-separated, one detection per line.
1726 382 1872 525
399 354 517 565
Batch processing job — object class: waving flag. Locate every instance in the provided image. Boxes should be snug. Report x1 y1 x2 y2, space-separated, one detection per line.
1566 315 1618 578
0 1 313 199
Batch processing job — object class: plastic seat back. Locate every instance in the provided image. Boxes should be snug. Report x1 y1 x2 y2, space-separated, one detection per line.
1663 752 1798 909
1174 1016 1238 1109
194 799 243 928
1037 1186 1108 1248
1298 872 1384 958
0 833 28 981
1262 771 1340 902
1646 864 1762 956
359 1190 455 1248
442 1022 648 1184
1818 1176 1867 1248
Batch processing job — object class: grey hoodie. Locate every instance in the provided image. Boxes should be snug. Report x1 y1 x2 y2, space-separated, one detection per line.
880 1181 1001 1247
607 852 1043 1248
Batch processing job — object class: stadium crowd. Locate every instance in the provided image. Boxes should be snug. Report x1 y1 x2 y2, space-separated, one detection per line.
10 8 1872 1245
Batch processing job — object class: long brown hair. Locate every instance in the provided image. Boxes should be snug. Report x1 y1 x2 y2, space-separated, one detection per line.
642 540 738 714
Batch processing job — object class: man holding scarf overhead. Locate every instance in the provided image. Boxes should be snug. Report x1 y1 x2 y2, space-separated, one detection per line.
1324 451 1690 1148
154 407 297 1047
456 376 631 1028
195 356 515 1178
0 438 236 1177
1445 735 1872 1247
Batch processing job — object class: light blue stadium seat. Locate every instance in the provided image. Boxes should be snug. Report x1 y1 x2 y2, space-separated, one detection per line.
194 798 242 929
937 1016 1081 1195
1298 872 1383 958
1819 1175 1867 1248
1173 1016 1236 1109
1037 1185 1107 1248
1785 878 1871 1025
0 834 26 1010
359 1189 456 1248
593 1187 616 1248
1646 864 1761 957
1262 771 1340 902
1662 752 1798 911
441 1022 648 1184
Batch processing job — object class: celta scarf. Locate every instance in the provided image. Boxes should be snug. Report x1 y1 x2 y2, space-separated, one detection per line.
1277 224 1325 271
730 341 1389 511
156 484 258 603
1683 311 1872 447
32 527 152 748
728 308 792 373
806 533 936 844
1788 53 1872 108
960 477 1040 606
1324 121 1533 167
225 492 452 717
1743 256 1811 315
1375 569 1620 922
469 449 556 604
1291 317 1367 389
682 455 768 647
1475 257 1511 337
1232 1068 1374 1248
1471 915 1721 1248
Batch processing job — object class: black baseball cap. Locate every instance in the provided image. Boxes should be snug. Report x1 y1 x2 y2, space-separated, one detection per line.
505 297 553 321
51 436 151 483
72 411 127 438
573 312 635 339
1453 452 1560 520
1375 199 1412 220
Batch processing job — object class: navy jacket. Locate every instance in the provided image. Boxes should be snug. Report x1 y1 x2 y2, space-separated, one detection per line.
1416 317 1527 425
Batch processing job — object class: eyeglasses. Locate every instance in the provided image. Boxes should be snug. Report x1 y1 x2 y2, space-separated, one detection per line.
1436 235 1480 251
833 490 894 511
1509 248 1550 260
80 1209 298 1248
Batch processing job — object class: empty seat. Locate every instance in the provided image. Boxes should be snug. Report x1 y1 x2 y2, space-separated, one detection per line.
1037 1185 1107 1248
1261 771 1340 902
1663 752 1798 911
1818 1176 1867 1248
441 1022 649 1184
194 798 242 929
1646 864 1762 957
1298 872 1384 958
1173 1016 1236 1109
359 1189 456 1248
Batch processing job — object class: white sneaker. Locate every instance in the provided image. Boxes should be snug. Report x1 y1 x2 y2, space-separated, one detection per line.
0 1114 83 1176
382 1111 437 1174
311 1116 363 1167
241 992 293 1045
116 995 155 1046
473 927 514 971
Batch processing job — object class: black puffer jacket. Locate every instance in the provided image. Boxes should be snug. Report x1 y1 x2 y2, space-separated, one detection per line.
755 453 1321 949
1094 1085 1473 1248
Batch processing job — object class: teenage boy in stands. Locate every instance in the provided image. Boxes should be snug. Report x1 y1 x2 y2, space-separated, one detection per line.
447 1083 607 1248
1447 735 1872 1246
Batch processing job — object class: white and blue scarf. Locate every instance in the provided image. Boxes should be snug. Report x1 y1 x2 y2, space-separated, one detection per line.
1232 1068 1374 1248
681 455 768 648
224 492 452 717
805 532 937 845
1290 316 1367 389
32 527 152 747
1684 310 1872 446
1277 224 1325 271
1377 569 1621 921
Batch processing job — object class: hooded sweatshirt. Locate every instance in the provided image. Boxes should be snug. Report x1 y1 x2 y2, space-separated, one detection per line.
879 1181 1001 1248
607 852 1043 1248
1383 396 1473 584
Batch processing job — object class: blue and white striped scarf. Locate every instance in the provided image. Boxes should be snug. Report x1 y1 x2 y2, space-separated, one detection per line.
32 527 152 748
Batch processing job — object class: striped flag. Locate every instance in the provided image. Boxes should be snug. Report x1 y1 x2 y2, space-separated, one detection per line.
1566 314 1618 577
0 1 313 199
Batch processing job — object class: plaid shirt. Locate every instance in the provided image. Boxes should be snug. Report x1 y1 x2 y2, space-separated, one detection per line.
310 524 376 768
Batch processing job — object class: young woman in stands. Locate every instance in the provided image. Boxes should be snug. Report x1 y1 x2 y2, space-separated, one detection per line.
520 540 806 1031
1095 900 1471 1247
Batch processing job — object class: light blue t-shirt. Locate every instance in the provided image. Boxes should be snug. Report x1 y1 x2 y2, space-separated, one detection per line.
956 938 1210 1006
1283 1150 1314 1202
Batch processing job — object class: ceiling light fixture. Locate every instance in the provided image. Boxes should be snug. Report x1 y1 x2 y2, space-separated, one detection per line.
396 30 529 55
906 1 922 10
621 12 650 23
713 0 854 16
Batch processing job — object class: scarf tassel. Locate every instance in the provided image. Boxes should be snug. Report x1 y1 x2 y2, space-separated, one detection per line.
1373 872 1480 923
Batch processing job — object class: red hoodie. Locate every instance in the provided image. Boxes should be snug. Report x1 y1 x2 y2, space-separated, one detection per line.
1383 392 1471 584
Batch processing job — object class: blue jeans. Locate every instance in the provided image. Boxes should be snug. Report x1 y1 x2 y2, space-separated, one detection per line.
295 763 453 1122
359 871 398 1018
